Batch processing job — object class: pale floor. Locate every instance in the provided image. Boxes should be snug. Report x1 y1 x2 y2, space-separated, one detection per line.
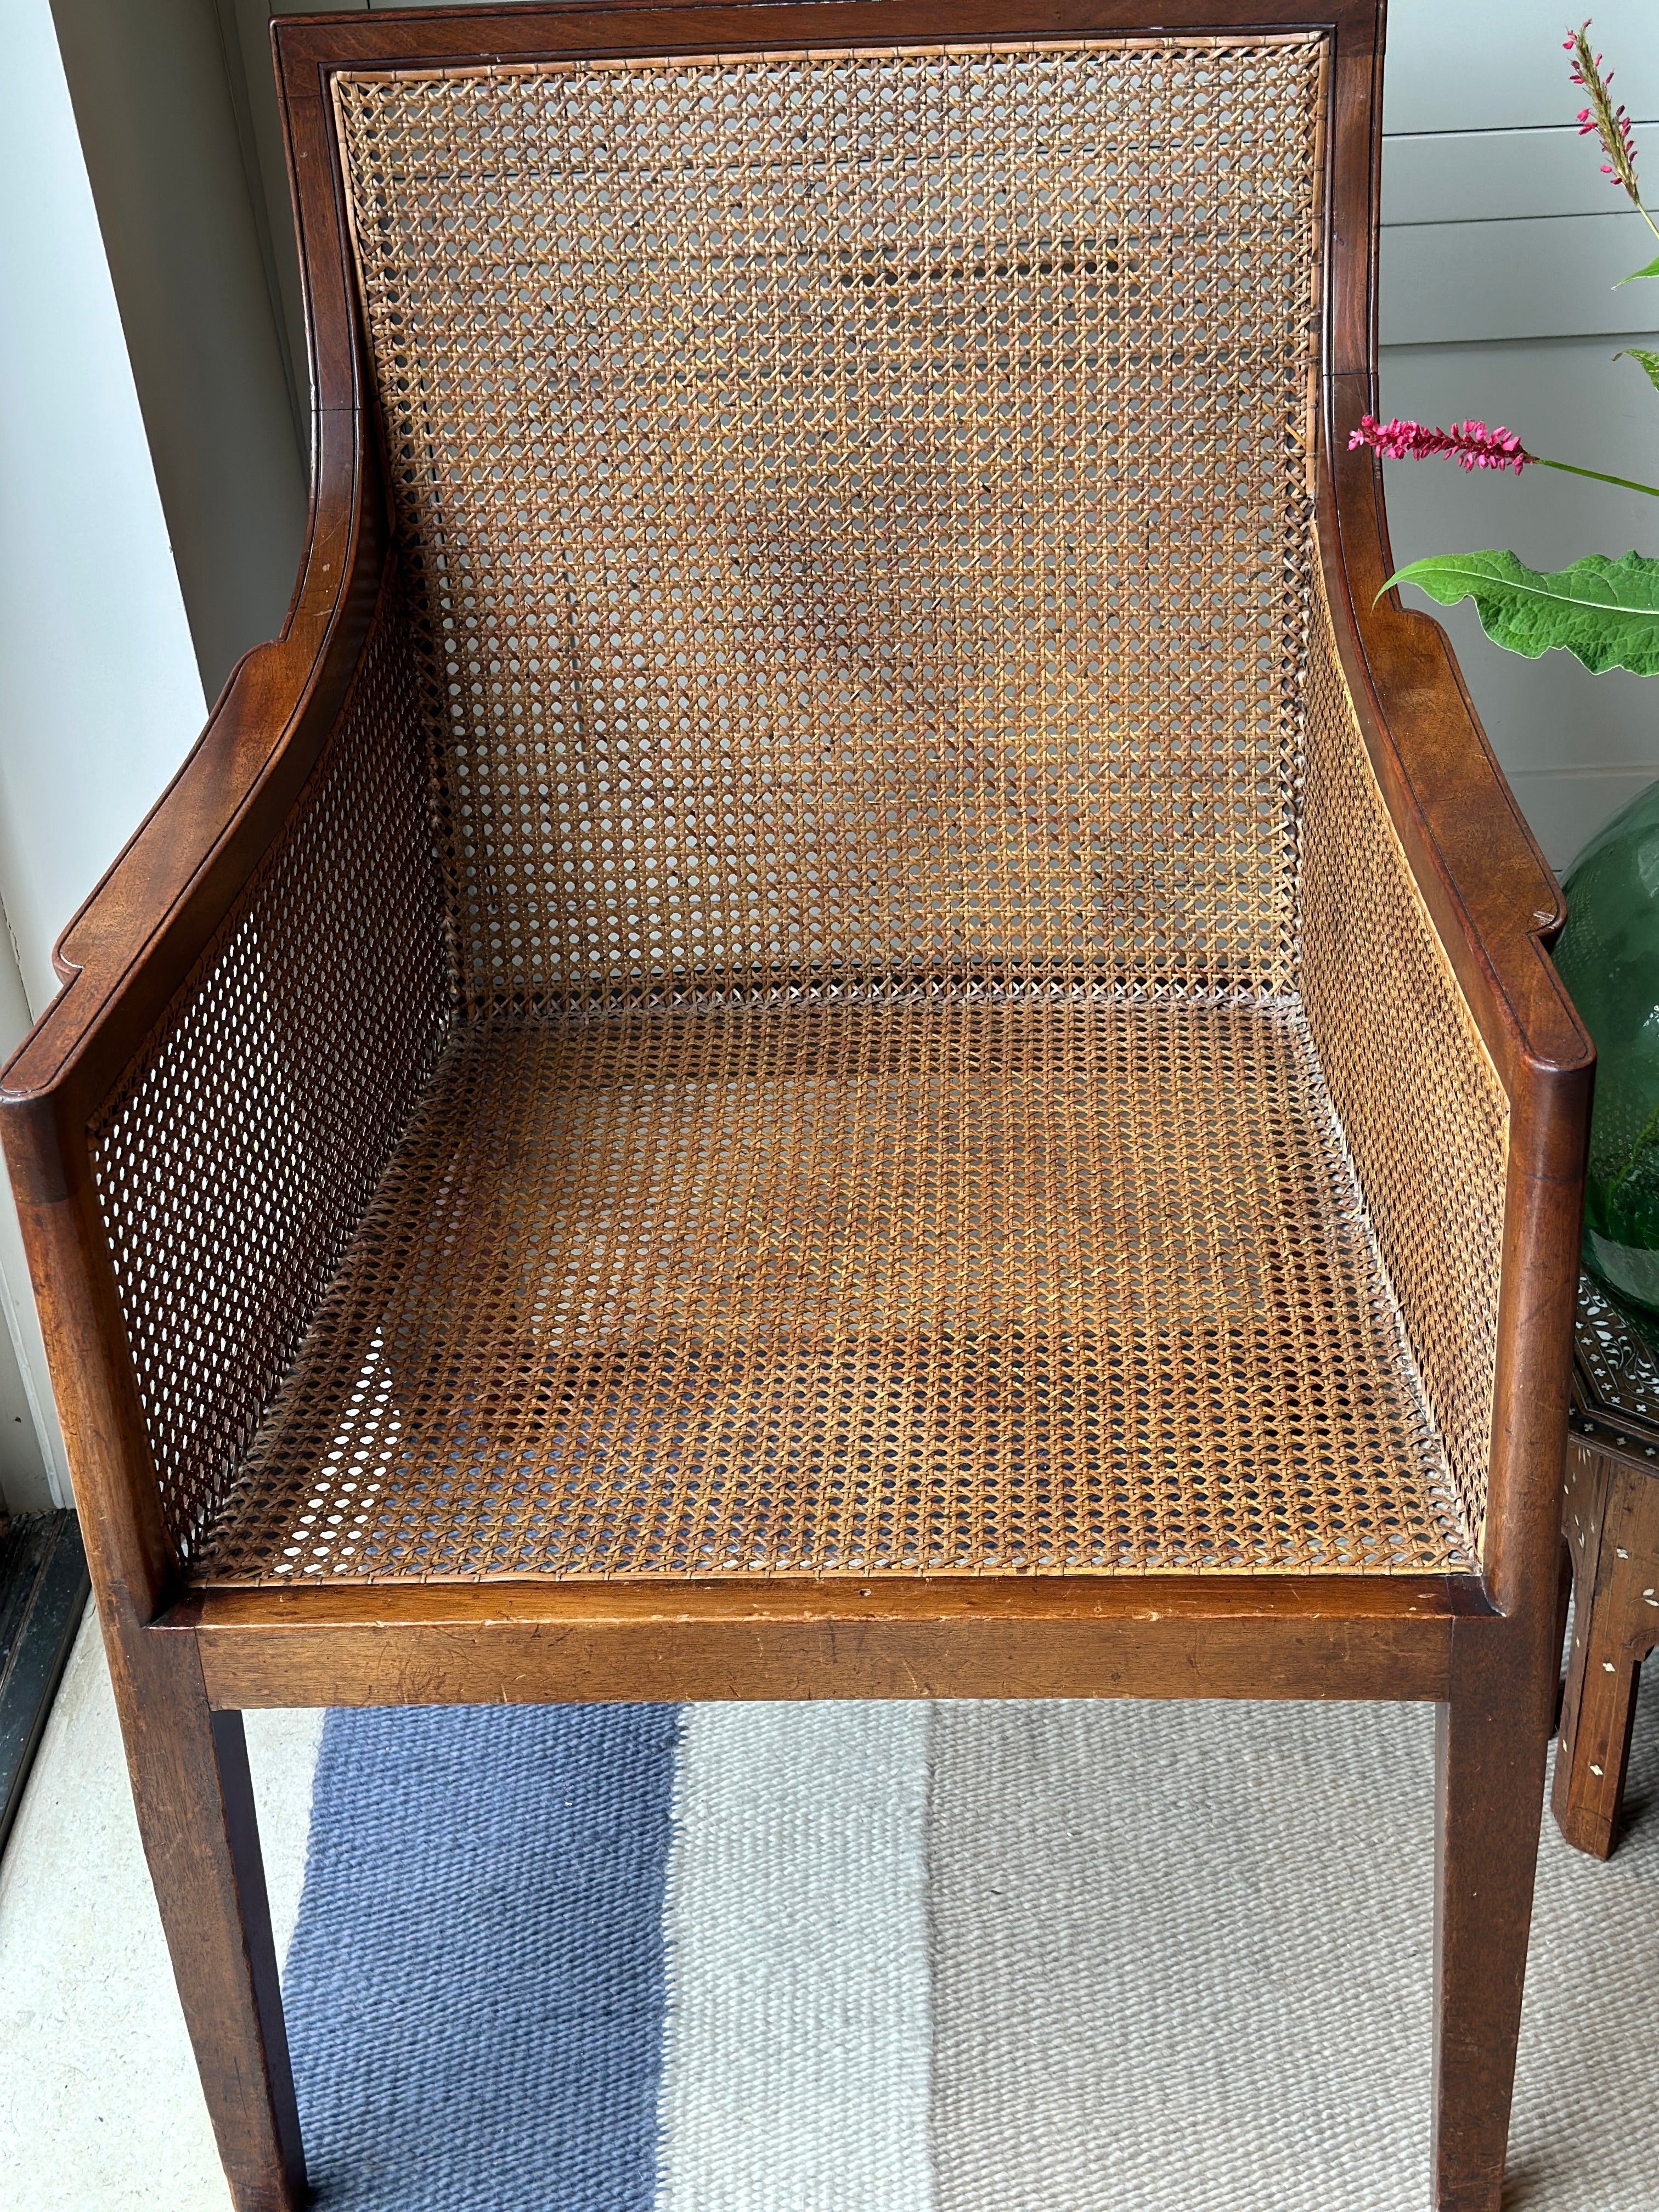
2 1606 1658 2211
0 1610 323 2210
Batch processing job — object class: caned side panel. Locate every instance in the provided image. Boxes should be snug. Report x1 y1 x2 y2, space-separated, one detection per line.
1300 566 1510 1559
89 571 451 1562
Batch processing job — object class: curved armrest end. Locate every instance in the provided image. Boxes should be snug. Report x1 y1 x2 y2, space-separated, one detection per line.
0 409 387 1134
1321 375 1594 1098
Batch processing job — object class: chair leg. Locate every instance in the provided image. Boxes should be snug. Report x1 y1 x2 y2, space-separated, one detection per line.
1431 1627 1552 2212
109 1620 307 2211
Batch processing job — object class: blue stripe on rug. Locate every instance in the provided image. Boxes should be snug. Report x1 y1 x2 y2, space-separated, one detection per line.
282 1703 682 2212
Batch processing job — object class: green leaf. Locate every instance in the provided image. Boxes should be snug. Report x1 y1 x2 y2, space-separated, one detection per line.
1617 347 1659 398
1617 252 1659 285
1380 550 1659 675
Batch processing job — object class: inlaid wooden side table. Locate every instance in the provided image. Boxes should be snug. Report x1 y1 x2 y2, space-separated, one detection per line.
1554 1274 1659 1859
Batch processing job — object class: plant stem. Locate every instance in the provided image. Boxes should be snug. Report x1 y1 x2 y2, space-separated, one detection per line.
1536 456 1659 499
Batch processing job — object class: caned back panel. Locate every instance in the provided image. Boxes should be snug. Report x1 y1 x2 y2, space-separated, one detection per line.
334 35 1328 1013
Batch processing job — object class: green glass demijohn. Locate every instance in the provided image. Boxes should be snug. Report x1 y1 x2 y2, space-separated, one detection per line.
1553 777 1659 1322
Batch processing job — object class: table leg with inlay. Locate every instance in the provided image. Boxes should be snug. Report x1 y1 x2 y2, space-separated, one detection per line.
1553 1280 1659 1860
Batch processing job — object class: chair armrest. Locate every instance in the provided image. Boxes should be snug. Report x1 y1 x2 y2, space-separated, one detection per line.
1322 373 1589 1096
0 63 444 1622
1318 372 1593 1616
1 69 380 1144
1 416 382 1152
0 394 450 1621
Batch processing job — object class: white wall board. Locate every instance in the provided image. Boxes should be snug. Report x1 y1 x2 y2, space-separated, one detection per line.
1384 0 1659 134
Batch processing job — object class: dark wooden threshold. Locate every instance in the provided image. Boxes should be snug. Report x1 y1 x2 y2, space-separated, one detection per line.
0 1511 90 1858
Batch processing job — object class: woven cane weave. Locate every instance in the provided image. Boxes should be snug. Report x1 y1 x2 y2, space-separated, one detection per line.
1300 569 1509 1556
87 34 1507 1583
334 36 1326 1012
189 985 1469 1580
90 572 450 1562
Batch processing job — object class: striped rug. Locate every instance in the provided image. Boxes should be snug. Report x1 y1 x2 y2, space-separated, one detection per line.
283 1693 1659 2211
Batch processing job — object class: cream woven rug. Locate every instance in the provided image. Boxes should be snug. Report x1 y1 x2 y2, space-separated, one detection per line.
924 1697 1659 2211
5 1607 1657 2211
270 1685 1659 2210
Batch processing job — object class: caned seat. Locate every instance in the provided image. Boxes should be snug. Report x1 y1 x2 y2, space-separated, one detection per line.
161 990 1485 1585
1 9 1593 2211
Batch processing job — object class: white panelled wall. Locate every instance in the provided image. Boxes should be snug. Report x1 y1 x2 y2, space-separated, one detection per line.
1 0 1656 1505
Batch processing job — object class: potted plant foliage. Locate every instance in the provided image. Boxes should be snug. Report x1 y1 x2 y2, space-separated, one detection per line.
1359 21 1659 1318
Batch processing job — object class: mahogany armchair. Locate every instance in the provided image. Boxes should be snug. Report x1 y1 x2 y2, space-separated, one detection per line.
1 6 1592 2208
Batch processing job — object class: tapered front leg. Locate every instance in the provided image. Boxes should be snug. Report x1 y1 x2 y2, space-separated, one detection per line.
1431 1621 1554 2212
107 1618 307 2211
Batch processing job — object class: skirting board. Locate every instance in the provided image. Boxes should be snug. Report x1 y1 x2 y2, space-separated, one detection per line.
0 1512 89 1858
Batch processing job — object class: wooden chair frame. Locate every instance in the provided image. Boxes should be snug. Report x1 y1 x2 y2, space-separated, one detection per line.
1 7 1592 2208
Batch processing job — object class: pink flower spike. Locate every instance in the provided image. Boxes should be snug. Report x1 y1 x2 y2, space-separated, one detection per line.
1348 415 1535 476
1567 21 1641 202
